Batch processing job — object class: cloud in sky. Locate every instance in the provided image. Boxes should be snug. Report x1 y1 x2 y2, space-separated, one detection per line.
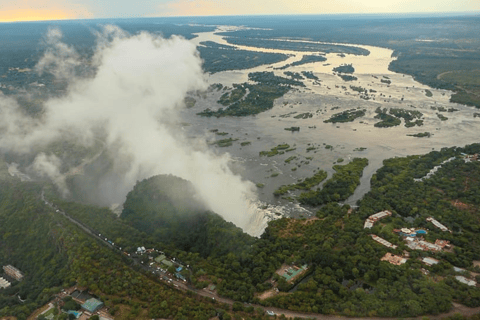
1 0 479 22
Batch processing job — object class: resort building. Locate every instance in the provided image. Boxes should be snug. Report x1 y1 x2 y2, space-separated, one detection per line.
0 277 11 289
81 298 104 313
364 219 374 229
435 239 451 249
380 253 407 265
405 238 442 252
364 210 392 229
455 276 476 286
422 257 440 266
3 265 23 281
426 217 450 232
371 235 397 249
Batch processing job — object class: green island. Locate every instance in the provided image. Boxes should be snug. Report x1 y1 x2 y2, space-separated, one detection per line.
293 112 313 119
274 170 328 196
284 127 300 132
350 85 366 93
217 84 247 106
407 132 431 138
210 138 238 147
259 143 291 157
276 55 327 70
324 109 366 123
374 107 402 127
333 64 355 74
184 96 196 108
198 72 304 117
301 71 319 80
338 74 358 82
433 106 459 113
298 157 368 206
389 108 424 127
438 113 449 121
222 37 370 55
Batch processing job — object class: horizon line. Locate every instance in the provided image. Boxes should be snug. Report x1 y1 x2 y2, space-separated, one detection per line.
1 10 479 24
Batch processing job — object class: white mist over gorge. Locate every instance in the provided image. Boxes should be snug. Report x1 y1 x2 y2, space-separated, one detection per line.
0 26 269 236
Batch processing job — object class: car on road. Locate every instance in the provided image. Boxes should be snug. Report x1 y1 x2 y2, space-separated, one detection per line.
266 310 275 316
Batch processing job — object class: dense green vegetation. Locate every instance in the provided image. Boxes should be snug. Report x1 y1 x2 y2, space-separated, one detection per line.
121 175 255 258
217 84 247 106
324 109 366 123
389 108 424 127
4 142 480 319
390 51 480 108
374 107 402 127
198 72 303 117
0 179 244 320
298 158 368 206
273 170 328 196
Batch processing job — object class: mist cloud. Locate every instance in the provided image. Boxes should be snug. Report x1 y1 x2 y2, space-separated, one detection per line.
29 153 69 197
0 26 265 235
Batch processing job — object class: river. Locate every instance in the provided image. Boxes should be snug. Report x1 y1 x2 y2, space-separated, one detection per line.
181 25 480 217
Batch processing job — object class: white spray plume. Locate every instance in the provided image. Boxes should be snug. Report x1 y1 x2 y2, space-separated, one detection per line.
36 28 82 80
29 153 69 197
0 26 265 235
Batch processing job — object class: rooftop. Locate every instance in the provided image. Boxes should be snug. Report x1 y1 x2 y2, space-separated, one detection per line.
82 298 104 313
380 253 407 265
422 257 439 266
455 276 476 286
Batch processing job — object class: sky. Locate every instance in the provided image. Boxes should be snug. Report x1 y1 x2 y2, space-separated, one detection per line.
1 0 479 22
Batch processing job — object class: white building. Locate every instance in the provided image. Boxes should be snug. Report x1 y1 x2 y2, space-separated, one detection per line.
0 277 11 289
371 235 398 249
3 265 23 281
422 257 439 266
426 217 450 232
455 276 476 286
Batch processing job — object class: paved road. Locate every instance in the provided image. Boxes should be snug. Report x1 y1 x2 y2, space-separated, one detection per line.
43 193 480 320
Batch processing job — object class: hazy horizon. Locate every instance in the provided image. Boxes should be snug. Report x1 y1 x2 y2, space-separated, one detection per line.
1 0 479 23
